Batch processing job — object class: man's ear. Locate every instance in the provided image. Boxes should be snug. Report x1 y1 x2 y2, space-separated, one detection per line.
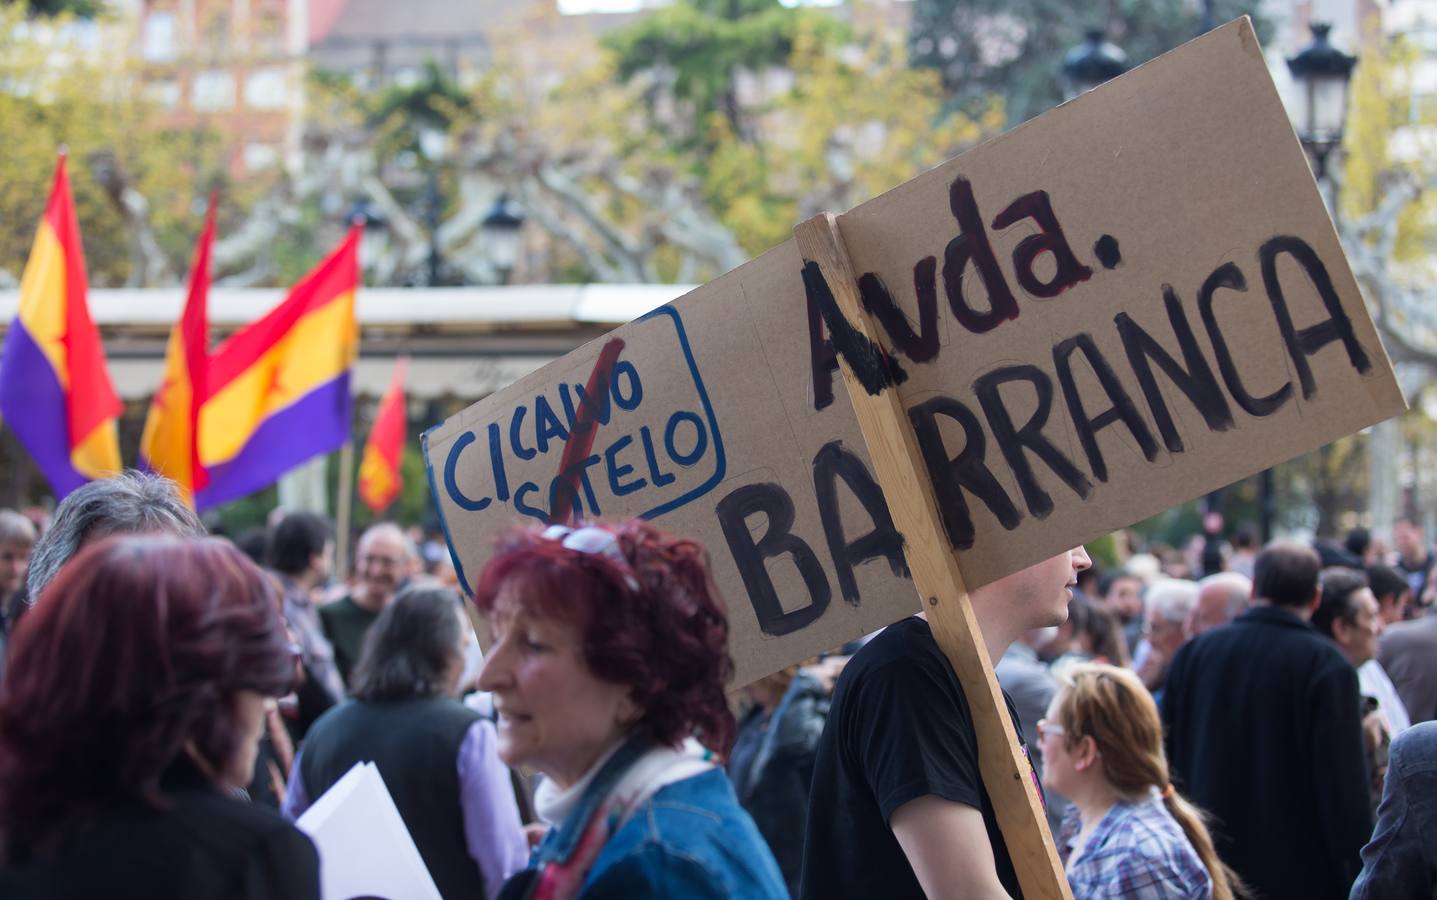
1307 584 1324 617
1331 614 1354 645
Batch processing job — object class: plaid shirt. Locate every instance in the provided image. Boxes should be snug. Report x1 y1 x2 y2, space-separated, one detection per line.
1058 794 1213 900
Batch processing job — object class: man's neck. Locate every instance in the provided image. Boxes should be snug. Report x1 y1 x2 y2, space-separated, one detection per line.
1249 597 1311 621
915 609 1017 665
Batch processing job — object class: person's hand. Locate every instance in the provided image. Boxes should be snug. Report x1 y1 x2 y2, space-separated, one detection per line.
523 823 549 849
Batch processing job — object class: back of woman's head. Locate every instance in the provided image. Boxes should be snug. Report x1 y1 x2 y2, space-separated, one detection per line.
475 519 735 755
0 535 293 864
1056 663 1240 900
350 583 463 702
1055 664 1166 795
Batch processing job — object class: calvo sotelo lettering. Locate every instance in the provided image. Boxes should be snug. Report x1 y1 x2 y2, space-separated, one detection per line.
439 306 728 526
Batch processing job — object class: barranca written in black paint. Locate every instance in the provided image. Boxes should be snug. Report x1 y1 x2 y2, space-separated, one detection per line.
717 174 1374 638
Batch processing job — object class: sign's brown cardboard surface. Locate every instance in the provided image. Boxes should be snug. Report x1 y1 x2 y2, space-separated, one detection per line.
424 20 1405 687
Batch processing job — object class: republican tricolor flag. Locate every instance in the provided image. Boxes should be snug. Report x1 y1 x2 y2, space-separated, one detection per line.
0 152 122 498
358 356 407 513
139 195 215 502
194 227 361 511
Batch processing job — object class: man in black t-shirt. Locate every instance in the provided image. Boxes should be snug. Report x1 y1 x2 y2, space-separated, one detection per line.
799 547 1092 900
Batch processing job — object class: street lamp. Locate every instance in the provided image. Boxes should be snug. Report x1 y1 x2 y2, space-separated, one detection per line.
481 193 525 285
418 126 450 286
1249 22 1358 542
1286 22 1358 180
1061 29 1128 101
348 199 387 280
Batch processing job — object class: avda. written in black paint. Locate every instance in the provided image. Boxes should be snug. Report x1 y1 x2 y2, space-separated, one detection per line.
720 175 1373 637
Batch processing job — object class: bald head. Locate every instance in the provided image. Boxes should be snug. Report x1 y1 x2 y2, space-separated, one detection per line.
1189 571 1251 636
353 523 416 611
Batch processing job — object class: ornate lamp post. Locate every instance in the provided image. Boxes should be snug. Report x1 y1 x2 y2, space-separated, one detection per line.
480 193 525 285
1286 22 1358 181
418 126 451 286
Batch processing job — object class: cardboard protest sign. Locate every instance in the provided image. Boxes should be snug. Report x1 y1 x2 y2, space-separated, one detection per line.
424 20 1404 687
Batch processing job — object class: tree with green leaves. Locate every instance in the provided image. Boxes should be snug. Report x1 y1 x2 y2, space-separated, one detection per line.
908 0 1269 126
603 0 846 149
0 5 269 287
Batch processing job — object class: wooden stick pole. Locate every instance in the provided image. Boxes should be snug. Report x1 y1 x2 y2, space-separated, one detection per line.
794 212 1070 900
335 441 356 579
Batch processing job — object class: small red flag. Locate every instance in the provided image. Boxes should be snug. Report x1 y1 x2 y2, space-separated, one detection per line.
358 356 407 512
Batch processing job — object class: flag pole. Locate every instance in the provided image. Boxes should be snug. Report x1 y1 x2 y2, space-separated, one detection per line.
335 441 356 578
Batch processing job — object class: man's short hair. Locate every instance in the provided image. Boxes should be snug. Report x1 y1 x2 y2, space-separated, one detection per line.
1098 570 1140 598
1146 578 1199 625
1365 563 1409 604
1252 540 1322 609
1312 568 1369 639
269 512 333 576
1231 524 1259 551
27 471 205 600
0 510 36 547
1345 527 1371 560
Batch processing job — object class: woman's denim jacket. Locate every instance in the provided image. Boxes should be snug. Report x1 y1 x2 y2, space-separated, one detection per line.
522 739 788 899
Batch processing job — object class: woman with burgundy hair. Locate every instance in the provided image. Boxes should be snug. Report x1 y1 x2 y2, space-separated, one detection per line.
0 535 318 900
477 520 786 899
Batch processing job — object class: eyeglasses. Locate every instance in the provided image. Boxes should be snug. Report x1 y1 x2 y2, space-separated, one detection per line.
541 524 640 590
1036 718 1065 739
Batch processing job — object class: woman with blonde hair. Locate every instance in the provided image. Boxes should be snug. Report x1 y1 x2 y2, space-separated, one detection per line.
1038 663 1239 900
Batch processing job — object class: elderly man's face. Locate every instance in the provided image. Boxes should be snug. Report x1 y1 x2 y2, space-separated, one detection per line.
1145 606 1187 657
356 533 407 606
0 540 32 596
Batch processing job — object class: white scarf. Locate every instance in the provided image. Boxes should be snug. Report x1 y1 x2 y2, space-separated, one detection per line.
535 739 714 829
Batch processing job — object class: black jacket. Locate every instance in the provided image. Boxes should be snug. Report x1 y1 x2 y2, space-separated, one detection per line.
0 774 318 900
1162 605 1373 900
730 671 828 896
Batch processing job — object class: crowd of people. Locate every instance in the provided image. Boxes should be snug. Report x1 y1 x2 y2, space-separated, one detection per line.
0 470 1433 898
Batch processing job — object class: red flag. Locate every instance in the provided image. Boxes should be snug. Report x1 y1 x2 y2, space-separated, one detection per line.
358 356 407 512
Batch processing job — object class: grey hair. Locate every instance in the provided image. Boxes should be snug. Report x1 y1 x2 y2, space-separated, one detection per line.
0 509 36 546
1197 571 1253 619
1146 578 1199 625
27 471 205 601
357 522 417 561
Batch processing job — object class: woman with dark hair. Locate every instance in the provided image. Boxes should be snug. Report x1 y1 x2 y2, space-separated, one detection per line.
283 583 527 900
476 520 786 898
1040 663 1238 900
0 535 317 899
